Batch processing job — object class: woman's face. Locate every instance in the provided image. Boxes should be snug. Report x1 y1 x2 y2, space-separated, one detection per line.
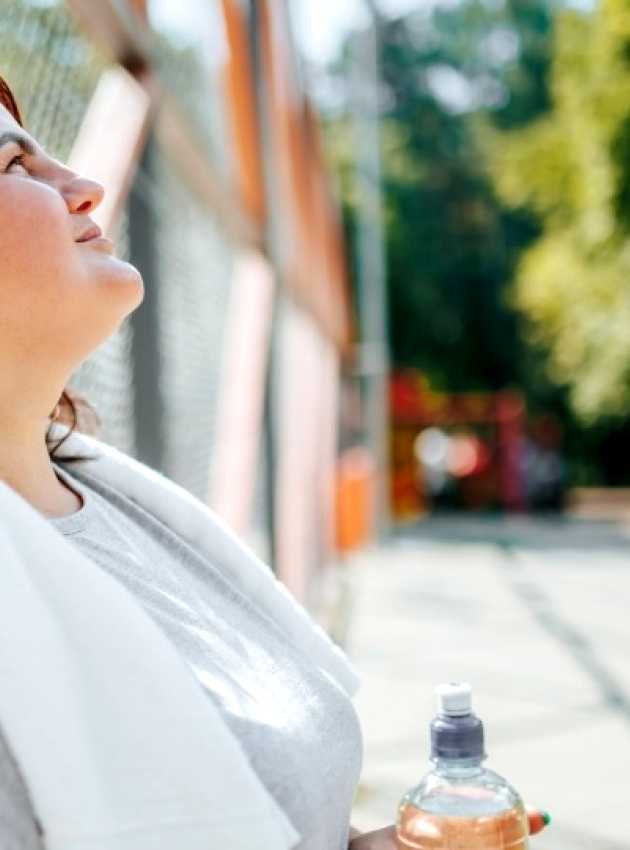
0 103 144 390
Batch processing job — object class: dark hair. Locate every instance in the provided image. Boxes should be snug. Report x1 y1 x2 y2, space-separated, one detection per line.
0 75 102 462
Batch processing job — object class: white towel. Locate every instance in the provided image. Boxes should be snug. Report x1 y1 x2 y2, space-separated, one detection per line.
0 422 361 850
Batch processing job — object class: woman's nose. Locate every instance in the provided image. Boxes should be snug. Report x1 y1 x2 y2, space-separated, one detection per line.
64 175 105 215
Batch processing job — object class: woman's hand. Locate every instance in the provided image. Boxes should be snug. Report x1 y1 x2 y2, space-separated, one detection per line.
348 824 398 849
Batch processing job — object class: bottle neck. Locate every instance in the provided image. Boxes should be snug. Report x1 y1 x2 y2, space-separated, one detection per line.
431 756 485 777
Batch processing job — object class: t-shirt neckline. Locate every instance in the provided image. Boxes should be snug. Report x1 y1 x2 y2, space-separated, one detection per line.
48 462 91 535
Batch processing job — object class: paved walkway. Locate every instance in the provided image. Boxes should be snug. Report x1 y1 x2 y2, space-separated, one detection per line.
337 516 630 849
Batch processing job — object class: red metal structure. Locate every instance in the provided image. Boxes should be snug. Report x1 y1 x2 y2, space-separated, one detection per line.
390 370 527 518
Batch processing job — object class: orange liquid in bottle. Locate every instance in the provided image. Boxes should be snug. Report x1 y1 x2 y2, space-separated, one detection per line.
397 800 530 850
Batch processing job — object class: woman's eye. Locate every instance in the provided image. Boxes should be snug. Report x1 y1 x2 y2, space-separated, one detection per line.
5 154 28 174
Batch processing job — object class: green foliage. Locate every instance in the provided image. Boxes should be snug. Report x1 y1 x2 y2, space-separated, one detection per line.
486 0 630 421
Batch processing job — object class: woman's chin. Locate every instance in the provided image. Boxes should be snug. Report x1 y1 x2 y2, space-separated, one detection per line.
89 256 144 293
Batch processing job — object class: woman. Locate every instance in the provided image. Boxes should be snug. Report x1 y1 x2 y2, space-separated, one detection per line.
0 76 398 850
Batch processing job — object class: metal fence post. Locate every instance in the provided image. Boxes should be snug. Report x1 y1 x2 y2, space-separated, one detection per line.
128 130 166 472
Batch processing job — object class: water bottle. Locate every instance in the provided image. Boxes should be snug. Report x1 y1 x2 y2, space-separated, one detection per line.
395 682 542 849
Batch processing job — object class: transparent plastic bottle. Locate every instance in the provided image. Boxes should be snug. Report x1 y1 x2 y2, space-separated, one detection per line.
395 682 530 850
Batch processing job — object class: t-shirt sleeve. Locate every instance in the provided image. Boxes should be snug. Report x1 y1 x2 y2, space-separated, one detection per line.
0 724 46 850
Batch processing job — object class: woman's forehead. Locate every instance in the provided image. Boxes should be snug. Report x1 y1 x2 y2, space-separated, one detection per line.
0 106 39 154
0 103 22 131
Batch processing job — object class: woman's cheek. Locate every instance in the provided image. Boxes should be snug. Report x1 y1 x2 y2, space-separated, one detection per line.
0 182 75 289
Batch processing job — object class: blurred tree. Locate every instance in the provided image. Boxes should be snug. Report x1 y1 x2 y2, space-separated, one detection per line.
486 0 630 422
320 0 630 483
323 0 555 396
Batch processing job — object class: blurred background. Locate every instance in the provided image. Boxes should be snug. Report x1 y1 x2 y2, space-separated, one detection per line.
3 0 630 846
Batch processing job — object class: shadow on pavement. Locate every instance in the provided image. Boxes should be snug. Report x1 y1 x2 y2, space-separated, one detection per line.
391 512 630 552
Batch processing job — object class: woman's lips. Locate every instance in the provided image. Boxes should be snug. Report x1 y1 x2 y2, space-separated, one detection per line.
76 225 102 242
75 223 115 253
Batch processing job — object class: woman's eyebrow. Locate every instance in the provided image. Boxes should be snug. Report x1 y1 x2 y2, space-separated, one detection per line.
0 131 36 156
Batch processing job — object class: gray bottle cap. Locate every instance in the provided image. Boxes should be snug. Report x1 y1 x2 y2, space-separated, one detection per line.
430 682 486 760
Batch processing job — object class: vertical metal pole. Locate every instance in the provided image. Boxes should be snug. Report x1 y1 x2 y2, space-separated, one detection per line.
129 131 166 472
349 12 391 539
249 0 279 571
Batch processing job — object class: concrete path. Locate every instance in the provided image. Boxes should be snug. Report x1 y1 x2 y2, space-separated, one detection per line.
338 516 630 849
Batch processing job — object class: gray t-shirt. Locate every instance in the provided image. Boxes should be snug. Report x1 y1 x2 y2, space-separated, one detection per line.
0 461 363 850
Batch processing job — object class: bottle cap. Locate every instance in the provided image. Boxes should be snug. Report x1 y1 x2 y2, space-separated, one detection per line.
430 681 486 761
435 682 472 717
